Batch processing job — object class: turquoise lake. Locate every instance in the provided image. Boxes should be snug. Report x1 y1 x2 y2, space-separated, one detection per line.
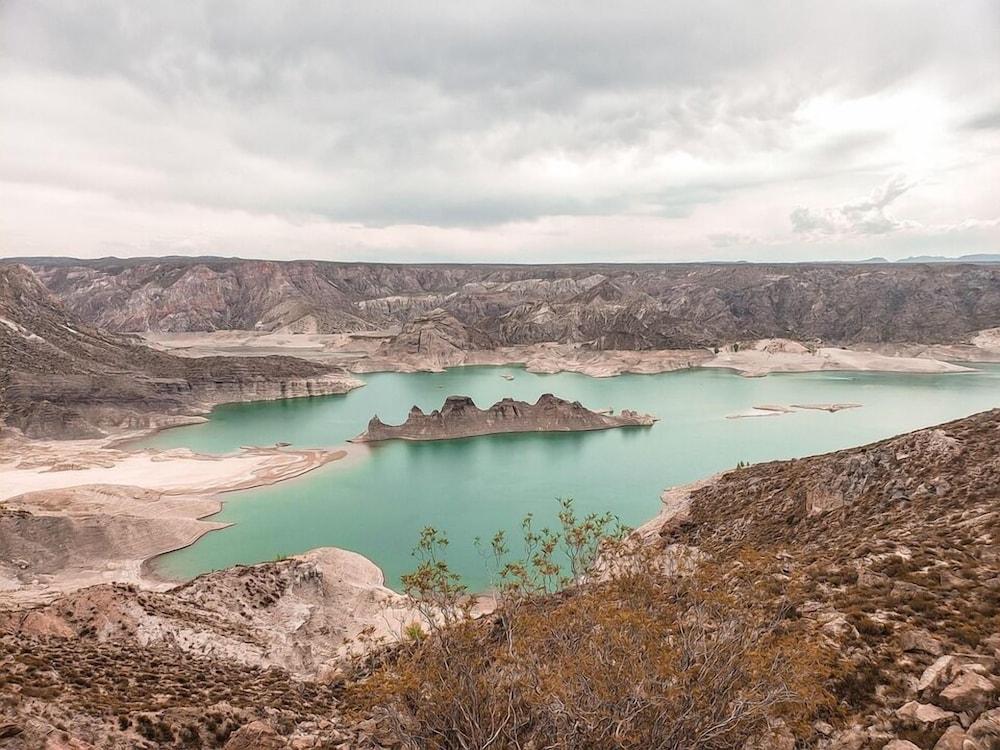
141 364 1000 591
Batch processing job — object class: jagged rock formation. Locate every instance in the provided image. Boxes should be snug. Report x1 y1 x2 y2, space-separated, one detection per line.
0 264 361 439
353 393 656 442
16 257 1000 347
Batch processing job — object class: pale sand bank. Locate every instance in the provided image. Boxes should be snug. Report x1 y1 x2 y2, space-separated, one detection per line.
704 339 974 377
145 332 995 379
727 402 863 419
0 439 346 502
0 435 356 603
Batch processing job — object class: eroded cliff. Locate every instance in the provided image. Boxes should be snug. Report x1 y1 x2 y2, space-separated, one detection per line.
0 264 362 439
19 257 1000 348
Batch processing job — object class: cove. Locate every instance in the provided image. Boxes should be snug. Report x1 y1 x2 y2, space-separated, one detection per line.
142 364 1000 591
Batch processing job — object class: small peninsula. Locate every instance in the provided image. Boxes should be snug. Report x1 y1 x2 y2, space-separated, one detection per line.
352 393 657 442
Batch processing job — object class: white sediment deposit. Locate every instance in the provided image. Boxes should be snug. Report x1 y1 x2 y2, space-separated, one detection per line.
147 333 985 380
704 338 973 377
726 402 863 419
0 433 350 602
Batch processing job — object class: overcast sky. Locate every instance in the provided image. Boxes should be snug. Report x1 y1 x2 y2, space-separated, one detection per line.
1 1 998 262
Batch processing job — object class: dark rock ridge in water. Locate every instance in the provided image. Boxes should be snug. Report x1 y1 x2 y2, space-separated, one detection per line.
352 393 656 442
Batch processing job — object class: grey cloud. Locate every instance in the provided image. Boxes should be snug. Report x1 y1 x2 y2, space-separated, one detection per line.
0 1 998 258
964 108 1000 130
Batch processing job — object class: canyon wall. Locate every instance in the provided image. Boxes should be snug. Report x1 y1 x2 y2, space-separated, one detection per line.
18 257 1000 348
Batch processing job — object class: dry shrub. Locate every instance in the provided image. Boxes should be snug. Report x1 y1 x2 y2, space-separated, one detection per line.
348 503 837 749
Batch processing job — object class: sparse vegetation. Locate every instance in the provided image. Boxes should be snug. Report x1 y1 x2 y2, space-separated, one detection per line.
348 501 838 749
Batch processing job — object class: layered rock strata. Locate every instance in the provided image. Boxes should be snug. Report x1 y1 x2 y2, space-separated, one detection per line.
20 256 1000 348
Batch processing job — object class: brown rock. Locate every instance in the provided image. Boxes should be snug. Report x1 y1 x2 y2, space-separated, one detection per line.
938 671 996 714
966 708 1000 750
223 720 286 750
920 656 962 695
897 700 956 727
820 613 860 640
0 724 23 739
44 736 96 750
931 725 965 750
900 628 945 656
884 740 922 750
983 634 1000 660
805 486 845 515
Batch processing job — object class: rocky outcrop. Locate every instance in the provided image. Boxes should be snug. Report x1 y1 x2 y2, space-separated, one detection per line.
18 257 1000 348
0 264 362 439
353 393 656 442
0 547 411 677
648 408 1000 749
0 548 404 748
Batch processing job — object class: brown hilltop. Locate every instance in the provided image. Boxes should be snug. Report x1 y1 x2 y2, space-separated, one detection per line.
640 407 1000 749
0 548 409 748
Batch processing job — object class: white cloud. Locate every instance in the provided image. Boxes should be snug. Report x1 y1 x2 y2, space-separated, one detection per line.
790 175 917 238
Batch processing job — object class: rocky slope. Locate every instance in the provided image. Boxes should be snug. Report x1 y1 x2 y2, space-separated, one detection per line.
642 408 1000 749
0 264 361 439
352 393 655 442
0 548 411 748
18 257 1000 348
1 408 998 747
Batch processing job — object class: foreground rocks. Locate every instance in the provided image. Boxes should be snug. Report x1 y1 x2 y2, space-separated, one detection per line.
0 549 415 748
352 393 656 442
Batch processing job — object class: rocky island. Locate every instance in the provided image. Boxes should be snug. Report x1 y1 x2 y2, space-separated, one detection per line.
352 393 656 442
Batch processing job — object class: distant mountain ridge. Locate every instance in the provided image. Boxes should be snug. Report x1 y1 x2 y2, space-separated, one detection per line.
8 257 1000 349
895 253 1000 263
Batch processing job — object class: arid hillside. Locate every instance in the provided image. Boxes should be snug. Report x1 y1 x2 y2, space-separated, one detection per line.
349 407 1000 749
0 264 360 439
17 257 1000 347
2 409 997 748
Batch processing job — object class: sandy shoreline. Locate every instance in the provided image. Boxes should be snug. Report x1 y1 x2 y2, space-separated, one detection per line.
145 331 999 378
0 431 354 603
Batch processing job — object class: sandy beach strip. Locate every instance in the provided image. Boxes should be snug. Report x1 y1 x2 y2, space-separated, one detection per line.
0 436 360 603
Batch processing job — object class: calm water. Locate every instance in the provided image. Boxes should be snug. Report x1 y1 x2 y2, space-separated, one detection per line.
142 365 1000 590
